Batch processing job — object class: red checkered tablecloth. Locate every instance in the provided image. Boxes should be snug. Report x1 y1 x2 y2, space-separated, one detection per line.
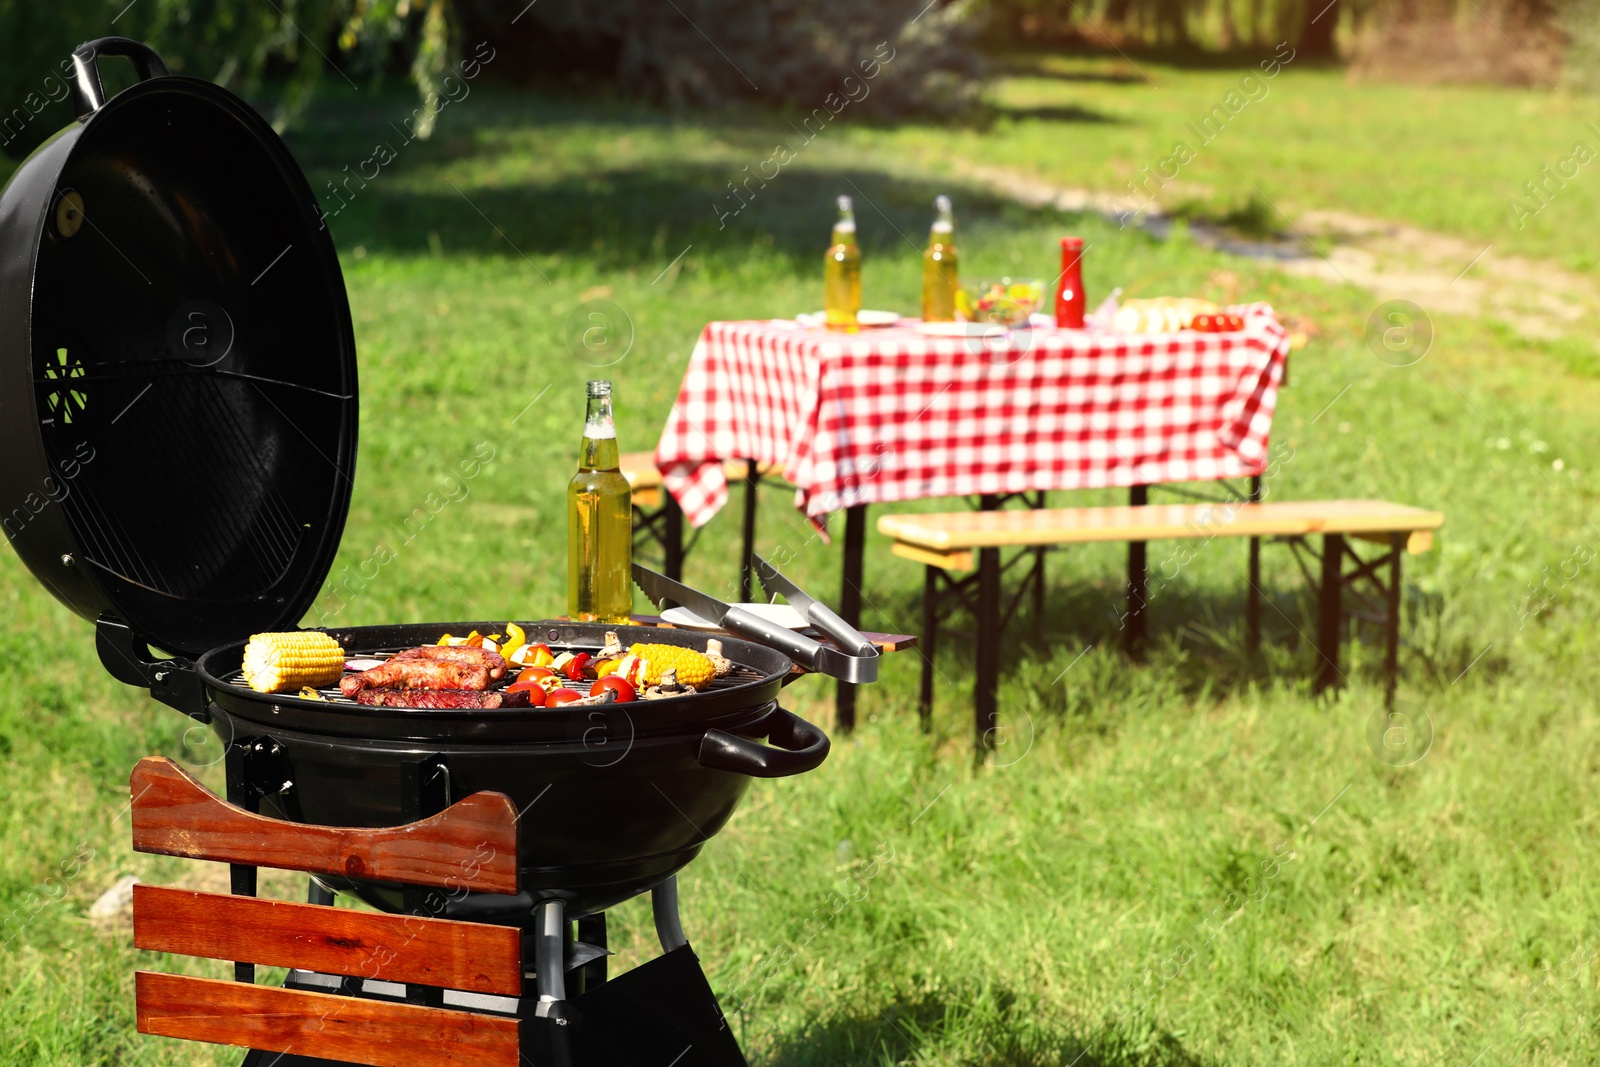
656 304 1290 534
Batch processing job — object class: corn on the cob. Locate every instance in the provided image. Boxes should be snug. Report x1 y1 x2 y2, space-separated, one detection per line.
627 643 715 689
241 631 346 694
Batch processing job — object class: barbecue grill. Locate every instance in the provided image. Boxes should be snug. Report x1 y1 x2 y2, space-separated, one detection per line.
1 37 885 1067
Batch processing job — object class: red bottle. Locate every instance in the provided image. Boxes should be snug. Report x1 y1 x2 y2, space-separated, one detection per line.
1054 236 1086 328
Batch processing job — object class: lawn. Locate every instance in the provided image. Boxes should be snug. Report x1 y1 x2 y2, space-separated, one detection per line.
2 63 1600 1066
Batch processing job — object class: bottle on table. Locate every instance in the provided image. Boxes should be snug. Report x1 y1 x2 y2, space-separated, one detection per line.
1054 236 1086 329
921 195 959 322
824 195 862 332
568 380 633 623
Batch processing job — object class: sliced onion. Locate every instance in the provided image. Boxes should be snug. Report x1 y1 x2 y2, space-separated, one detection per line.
345 658 385 672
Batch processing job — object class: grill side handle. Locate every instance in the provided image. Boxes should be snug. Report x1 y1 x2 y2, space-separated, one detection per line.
698 707 829 778
96 614 208 722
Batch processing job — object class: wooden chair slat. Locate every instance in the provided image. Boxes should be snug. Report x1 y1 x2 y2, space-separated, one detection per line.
135 971 519 1067
133 885 522 996
129 758 519 894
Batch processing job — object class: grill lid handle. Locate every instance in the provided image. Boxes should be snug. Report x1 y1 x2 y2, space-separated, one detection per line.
70 37 171 120
698 707 829 779
95 614 207 722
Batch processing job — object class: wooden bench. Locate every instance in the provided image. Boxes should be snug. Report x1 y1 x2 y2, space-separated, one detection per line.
879 499 1444 748
622 452 784 599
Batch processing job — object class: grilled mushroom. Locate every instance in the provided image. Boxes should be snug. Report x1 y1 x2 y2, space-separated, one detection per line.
704 639 733 678
643 668 693 700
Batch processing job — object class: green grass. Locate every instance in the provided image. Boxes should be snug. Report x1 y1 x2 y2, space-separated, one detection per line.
856 50 1600 272
3 70 1600 1065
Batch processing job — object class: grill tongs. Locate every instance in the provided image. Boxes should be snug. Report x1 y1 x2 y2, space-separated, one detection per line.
632 558 880 684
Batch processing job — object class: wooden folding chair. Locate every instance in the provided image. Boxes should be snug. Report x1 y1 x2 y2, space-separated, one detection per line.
128 756 524 1067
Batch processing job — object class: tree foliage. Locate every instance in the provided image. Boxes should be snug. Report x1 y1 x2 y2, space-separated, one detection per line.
0 0 453 158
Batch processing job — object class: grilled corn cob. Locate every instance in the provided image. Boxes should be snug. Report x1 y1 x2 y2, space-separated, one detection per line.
241 631 346 694
626 643 715 689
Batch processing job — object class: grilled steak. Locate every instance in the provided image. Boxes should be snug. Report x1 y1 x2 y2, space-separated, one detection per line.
391 644 508 679
353 687 528 709
339 659 491 697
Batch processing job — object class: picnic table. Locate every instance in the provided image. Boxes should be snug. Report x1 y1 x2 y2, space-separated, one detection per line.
654 305 1292 729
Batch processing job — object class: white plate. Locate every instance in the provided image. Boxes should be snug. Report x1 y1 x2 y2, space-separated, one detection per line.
797 309 902 329
661 602 809 631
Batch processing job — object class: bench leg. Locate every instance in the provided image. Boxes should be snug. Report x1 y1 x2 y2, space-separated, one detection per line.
1384 532 1402 710
976 545 1001 754
1246 474 1262 653
837 504 867 733
739 460 761 603
920 565 938 733
1315 533 1344 695
1126 484 1148 657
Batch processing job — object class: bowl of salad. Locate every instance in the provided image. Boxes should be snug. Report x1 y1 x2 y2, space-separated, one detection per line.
955 278 1046 327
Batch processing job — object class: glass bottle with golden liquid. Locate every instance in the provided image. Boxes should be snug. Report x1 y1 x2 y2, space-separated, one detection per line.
824 195 861 332
568 380 633 623
921 195 958 322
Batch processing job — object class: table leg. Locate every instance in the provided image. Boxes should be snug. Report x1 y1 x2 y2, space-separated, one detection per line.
920 565 938 733
1031 492 1047 642
1385 533 1402 710
1315 533 1344 695
1126 484 1148 657
739 460 761 603
976 544 1001 754
1246 474 1262 653
662 493 685 583
837 504 867 733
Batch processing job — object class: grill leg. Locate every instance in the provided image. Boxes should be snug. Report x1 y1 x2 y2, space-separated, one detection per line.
1126 484 1149 658
535 899 568 1006
1315 533 1344 695
976 545 1001 754
739 460 761 603
920 565 938 732
663 493 685 582
652 876 688 953
1385 533 1403 710
1246 474 1262 653
837 504 867 733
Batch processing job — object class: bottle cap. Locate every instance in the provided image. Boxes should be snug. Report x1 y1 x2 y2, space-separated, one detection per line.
935 194 952 213
837 195 853 212
587 380 612 398
1061 236 1084 250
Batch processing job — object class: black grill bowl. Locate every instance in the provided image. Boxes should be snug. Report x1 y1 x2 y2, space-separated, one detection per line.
195 621 821 920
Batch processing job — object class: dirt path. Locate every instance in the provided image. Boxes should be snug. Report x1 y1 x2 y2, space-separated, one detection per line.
956 161 1600 343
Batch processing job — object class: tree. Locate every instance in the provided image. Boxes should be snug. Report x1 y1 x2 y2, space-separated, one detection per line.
1298 0 1341 56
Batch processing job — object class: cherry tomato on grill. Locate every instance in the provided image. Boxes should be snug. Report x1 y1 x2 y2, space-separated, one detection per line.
590 676 638 703
506 680 548 706
545 687 586 707
565 652 594 681
518 665 557 684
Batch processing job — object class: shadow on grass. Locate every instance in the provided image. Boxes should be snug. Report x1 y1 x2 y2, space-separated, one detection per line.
304 155 1090 271
761 987 1207 1067
278 85 1131 274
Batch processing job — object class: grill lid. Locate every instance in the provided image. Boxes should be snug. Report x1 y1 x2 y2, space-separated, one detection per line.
0 38 357 657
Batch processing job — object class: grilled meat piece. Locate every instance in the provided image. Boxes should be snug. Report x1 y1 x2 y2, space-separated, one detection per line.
354 688 515 710
392 645 508 679
339 659 490 697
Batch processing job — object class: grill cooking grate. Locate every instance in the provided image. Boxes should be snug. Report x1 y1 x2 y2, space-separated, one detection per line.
222 641 770 706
